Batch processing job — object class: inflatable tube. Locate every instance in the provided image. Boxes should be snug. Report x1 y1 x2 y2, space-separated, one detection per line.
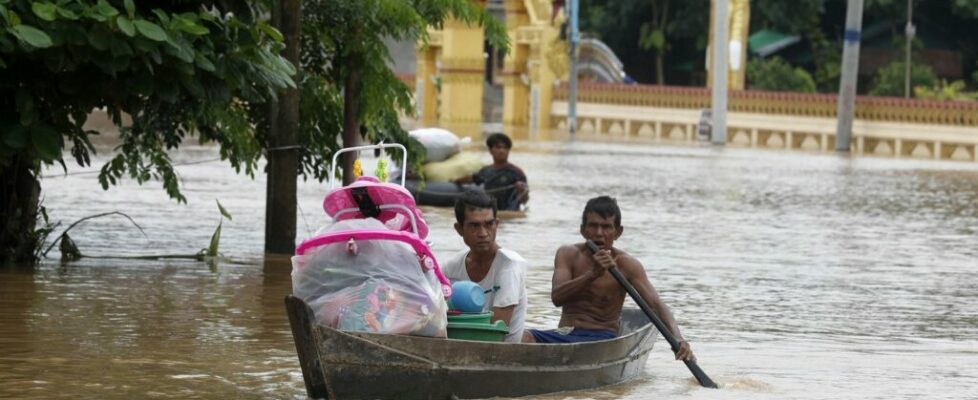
404 179 475 207
404 180 528 217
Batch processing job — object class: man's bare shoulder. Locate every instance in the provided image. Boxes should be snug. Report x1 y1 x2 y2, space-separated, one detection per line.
556 243 587 257
611 248 645 272
610 247 634 260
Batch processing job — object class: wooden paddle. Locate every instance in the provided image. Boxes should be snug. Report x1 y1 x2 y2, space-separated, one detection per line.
585 240 718 389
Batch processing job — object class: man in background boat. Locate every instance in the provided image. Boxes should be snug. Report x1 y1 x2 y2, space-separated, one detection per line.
523 196 696 361
453 133 529 211
442 189 528 343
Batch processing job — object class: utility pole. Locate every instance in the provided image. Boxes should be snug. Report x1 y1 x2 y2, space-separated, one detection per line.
710 0 729 145
835 0 864 152
904 0 915 98
568 0 580 137
264 0 301 255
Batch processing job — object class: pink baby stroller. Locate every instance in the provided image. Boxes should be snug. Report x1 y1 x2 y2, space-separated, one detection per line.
291 144 451 338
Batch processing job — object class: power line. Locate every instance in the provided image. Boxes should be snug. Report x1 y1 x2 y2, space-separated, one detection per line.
39 157 223 179
39 144 305 179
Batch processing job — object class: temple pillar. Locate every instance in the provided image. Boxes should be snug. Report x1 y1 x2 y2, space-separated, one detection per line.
512 0 566 140
416 34 440 126
438 18 486 139
707 0 750 89
502 0 530 139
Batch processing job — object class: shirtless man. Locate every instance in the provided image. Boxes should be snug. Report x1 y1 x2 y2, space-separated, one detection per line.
523 196 695 361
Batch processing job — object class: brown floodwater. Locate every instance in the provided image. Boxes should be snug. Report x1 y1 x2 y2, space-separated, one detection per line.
3 139 978 399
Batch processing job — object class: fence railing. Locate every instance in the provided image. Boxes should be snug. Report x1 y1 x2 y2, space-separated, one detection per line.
553 83 978 127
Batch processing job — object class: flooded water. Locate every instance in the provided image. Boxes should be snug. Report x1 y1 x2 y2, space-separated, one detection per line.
3 139 978 399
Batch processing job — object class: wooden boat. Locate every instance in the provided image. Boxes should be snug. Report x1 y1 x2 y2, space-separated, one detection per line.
285 295 657 400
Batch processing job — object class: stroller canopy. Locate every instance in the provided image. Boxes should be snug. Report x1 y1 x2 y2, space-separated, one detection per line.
323 176 430 239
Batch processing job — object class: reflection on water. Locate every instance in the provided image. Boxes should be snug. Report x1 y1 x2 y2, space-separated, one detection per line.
2 141 978 399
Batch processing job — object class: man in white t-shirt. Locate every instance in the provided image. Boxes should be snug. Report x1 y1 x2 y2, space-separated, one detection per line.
442 189 528 343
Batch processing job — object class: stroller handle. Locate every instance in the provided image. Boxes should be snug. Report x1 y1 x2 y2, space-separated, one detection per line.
330 143 408 188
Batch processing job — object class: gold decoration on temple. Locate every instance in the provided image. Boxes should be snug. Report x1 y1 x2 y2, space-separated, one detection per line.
546 39 569 78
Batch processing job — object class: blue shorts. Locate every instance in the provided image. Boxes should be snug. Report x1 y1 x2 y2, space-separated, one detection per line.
528 327 617 343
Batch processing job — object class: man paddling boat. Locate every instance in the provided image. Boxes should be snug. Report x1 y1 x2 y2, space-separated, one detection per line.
524 196 696 362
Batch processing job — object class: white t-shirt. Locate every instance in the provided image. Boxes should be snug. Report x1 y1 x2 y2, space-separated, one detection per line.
442 248 528 343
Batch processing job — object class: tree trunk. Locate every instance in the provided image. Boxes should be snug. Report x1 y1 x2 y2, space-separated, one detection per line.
341 58 364 186
0 156 41 267
264 0 301 255
655 51 665 84
654 0 669 85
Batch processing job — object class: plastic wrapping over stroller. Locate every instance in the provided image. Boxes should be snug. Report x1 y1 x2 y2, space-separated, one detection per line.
291 144 451 337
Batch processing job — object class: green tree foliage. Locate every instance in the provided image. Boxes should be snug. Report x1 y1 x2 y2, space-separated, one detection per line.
1 0 508 264
753 0 842 92
914 79 978 101
869 60 938 97
0 0 293 264
955 0 978 18
581 0 707 84
972 62 978 87
752 0 825 35
869 0 978 18
579 0 978 89
636 0 670 84
752 0 978 93
746 57 817 92
297 0 508 182
0 0 294 201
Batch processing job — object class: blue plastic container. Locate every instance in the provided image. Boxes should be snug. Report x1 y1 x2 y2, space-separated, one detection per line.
448 281 485 313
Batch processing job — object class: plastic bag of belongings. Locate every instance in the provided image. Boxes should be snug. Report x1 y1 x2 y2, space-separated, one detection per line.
409 128 472 163
292 176 451 337
407 128 484 182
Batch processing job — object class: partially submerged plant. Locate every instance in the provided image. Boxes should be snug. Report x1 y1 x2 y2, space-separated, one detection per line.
203 200 233 259
30 205 59 264
43 211 147 262
41 200 233 265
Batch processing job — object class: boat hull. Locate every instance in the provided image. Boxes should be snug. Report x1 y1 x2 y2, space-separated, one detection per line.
286 296 656 399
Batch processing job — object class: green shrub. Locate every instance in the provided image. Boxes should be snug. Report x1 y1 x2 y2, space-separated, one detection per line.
972 62 978 88
746 57 817 93
914 80 978 101
869 61 938 97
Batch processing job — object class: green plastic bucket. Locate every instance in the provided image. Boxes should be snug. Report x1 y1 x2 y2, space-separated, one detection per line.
447 311 493 325
446 320 509 342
